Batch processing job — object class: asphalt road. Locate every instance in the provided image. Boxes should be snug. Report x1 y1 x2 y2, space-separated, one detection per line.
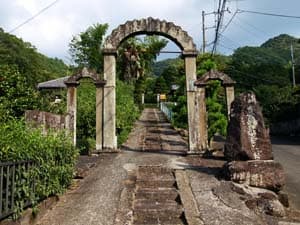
272 136 300 210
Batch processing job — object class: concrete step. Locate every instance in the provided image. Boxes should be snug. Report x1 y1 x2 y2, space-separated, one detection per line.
136 180 176 188
134 215 185 225
134 203 183 217
134 199 180 209
138 166 173 175
133 166 186 225
135 188 179 202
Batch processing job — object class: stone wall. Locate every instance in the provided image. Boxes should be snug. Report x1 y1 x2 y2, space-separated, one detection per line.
25 110 66 132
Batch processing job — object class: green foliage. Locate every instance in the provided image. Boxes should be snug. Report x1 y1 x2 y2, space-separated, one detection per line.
160 59 184 88
253 85 298 124
227 34 300 124
117 36 168 81
197 53 229 76
69 23 108 72
116 80 140 145
171 95 188 129
76 79 96 154
205 81 228 139
144 76 157 103
228 46 290 89
154 76 169 94
152 58 182 76
0 119 78 217
0 28 69 88
0 65 39 120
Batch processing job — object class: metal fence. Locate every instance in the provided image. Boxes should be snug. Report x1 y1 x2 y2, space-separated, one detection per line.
0 160 35 220
160 102 173 121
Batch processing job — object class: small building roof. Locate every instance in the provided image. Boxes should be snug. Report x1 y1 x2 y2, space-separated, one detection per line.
37 76 70 90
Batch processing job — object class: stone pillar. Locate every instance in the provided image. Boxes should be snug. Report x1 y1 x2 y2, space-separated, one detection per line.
103 49 118 151
65 82 78 146
183 51 198 153
225 85 235 120
142 93 145 105
196 86 208 151
95 81 106 151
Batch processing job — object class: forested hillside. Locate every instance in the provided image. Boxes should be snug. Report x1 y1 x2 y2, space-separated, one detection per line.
227 34 300 124
0 28 69 88
0 28 70 119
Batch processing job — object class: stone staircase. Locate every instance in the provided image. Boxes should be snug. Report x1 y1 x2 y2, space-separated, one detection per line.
133 166 187 225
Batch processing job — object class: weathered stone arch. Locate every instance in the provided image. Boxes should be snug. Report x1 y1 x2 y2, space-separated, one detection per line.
65 67 100 84
104 17 197 52
65 68 106 148
194 69 236 87
194 69 236 149
101 18 200 153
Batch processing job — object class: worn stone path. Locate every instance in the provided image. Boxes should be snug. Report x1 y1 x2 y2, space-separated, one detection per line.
36 108 300 225
37 109 187 225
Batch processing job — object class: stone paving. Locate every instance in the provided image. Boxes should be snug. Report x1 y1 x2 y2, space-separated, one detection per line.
36 108 300 225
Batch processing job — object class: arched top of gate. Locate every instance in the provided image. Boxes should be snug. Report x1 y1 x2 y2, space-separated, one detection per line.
64 67 106 87
194 69 236 87
104 17 197 55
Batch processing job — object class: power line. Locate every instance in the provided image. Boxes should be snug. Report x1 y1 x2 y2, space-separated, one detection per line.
235 16 269 38
219 33 242 48
237 9 300 19
231 20 262 41
221 10 238 34
9 0 60 33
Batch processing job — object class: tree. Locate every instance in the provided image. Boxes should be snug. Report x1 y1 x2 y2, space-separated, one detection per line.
117 36 168 82
0 65 39 121
69 23 108 72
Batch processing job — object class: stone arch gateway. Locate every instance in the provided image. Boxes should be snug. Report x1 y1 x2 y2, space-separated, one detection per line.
101 17 202 153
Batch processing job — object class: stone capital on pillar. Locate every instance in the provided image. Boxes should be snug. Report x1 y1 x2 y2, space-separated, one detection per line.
181 50 198 58
103 48 117 56
94 80 107 88
64 81 79 88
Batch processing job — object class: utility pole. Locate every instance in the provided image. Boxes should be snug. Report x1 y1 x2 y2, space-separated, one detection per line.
202 10 206 53
212 0 227 55
291 43 296 87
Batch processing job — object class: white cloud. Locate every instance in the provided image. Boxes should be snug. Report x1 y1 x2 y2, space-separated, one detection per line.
1 0 300 60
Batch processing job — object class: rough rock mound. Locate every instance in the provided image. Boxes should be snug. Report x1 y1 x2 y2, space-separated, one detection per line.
225 92 273 161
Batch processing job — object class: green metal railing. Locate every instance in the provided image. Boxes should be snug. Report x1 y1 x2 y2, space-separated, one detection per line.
0 160 35 220
160 102 173 121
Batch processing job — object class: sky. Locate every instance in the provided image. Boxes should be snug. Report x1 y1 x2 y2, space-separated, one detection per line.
1 0 300 63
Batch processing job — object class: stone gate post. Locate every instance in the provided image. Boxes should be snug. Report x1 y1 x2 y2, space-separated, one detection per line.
182 51 199 154
65 82 78 146
103 49 118 151
95 80 106 151
225 85 235 120
195 86 208 151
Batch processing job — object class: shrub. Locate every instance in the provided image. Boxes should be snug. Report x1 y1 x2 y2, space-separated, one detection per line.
0 119 78 217
116 79 140 146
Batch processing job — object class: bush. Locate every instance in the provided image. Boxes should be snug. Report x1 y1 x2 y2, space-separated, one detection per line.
0 119 78 217
116 79 140 146
76 79 96 154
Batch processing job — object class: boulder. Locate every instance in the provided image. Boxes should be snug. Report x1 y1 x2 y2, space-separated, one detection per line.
224 160 285 192
224 92 273 161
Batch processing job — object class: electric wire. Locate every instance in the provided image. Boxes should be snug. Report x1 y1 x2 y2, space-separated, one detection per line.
238 9 300 19
9 0 60 33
